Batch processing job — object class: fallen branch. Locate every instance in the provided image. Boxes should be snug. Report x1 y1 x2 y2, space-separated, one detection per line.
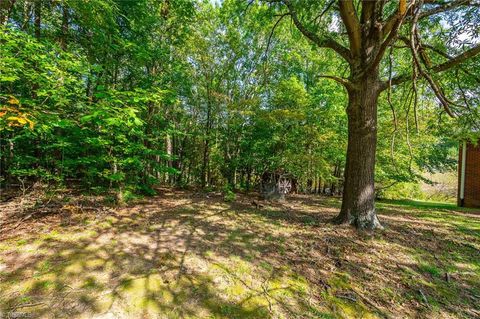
11 301 45 310
350 287 392 319
335 292 357 302
418 289 430 308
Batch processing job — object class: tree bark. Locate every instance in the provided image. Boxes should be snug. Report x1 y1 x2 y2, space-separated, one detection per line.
334 71 382 230
166 133 173 184
0 0 16 26
60 3 69 50
201 98 212 188
34 0 41 40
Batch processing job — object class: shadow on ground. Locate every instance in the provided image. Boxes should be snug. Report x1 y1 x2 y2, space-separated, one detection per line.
0 190 479 318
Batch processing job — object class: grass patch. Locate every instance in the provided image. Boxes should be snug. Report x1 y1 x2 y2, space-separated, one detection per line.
0 191 479 318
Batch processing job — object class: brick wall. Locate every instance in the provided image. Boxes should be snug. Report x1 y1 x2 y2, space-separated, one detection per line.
458 142 480 207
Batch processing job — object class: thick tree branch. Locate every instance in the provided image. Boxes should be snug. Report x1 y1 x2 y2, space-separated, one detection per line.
432 44 480 72
283 0 352 63
370 0 409 71
360 0 376 25
386 0 478 28
382 0 407 39
338 0 361 57
418 0 477 19
382 3 477 118
318 75 355 91
382 43 480 89
398 36 480 83
382 0 406 37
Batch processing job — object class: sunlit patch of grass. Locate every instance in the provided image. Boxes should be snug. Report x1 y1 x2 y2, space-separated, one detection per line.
17 295 33 304
16 238 28 246
400 243 480 316
328 272 352 290
377 199 459 211
204 297 270 319
35 260 51 275
378 286 398 301
319 271 387 318
98 221 112 229
323 293 379 319
64 260 84 274
0 242 11 252
40 230 60 241
259 260 273 272
82 276 102 289
268 271 309 298
116 275 168 312
206 255 319 317
32 278 55 292
418 262 442 278
110 273 258 318
85 258 105 269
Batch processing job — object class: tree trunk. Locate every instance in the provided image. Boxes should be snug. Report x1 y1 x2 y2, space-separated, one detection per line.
34 0 41 39
201 99 212 188
0 0 16 26
201 135 210 188
166 133 173 184
60 3 69 50
334 72 382 230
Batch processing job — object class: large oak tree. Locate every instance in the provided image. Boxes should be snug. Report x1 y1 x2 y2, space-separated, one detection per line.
259 0 480 229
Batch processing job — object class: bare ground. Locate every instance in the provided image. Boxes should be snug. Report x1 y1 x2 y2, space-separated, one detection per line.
0 188 479 319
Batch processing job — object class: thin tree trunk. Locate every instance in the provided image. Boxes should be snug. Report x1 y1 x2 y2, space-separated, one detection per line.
166 133 172 184
21 1 32 30
60 2 69 50
0 0 16 25
176 135 187 185
334 72 382 230
34 0 41 39
246 168 251 192
201 100 211 188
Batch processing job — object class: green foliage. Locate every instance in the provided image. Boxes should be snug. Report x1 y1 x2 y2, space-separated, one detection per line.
0 1 190 194
223 185 236 202
0 0 474 200
378 183 424 201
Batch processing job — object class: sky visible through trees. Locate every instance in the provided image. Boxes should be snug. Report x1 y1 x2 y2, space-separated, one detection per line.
1 2 480 318
0 0 479 228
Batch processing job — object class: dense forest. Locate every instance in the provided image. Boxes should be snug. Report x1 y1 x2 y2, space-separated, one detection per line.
1 0 479 228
